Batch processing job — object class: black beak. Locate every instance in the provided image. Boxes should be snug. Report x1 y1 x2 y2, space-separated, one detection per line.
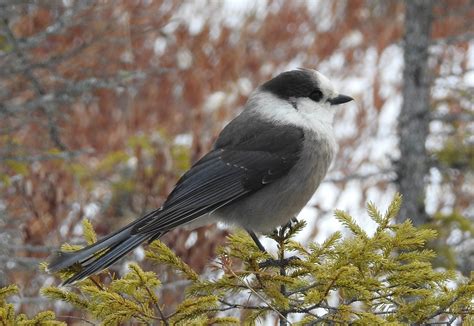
328 94 353 105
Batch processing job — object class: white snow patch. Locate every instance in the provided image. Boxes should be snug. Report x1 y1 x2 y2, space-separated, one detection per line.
203 91 226 113
185 231 198 248
177 49 193 70
174 134 193 147
84 203 100 220
134 246 145 260
153 37 167 56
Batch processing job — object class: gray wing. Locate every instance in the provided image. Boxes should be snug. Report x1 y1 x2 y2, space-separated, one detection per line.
47 118 305 284
132 118 305 236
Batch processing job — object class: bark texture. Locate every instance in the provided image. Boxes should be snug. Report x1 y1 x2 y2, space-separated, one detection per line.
398 0 433 225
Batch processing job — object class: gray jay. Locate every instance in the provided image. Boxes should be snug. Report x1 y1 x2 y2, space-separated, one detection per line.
48 68 353 284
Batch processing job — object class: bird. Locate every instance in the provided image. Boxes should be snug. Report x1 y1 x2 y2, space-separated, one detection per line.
48 68 353 285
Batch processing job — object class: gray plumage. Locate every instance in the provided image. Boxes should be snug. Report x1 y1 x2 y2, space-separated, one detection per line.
213 102 335 232
48 68 352 284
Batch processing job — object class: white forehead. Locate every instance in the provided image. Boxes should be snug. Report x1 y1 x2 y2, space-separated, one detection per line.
312 70 337 96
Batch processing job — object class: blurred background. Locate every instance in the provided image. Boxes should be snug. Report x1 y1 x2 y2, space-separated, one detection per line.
0 0 472 322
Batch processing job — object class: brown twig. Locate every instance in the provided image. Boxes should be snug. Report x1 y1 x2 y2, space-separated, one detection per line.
226 266 292 325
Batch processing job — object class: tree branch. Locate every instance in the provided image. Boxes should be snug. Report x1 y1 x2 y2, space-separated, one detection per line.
2 18 68 150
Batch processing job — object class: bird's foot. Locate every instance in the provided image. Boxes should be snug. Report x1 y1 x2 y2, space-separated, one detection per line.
246 229 267 253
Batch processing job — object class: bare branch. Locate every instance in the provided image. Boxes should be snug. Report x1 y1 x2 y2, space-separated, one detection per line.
432 32 474 46
0 149 93 163
2 18 68 150
324 169 396 183
430 112 474 123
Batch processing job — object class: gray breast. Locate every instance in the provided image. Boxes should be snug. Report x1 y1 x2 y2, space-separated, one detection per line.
214 128 335 232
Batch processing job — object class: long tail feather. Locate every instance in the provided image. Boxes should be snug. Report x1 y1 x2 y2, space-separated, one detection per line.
48 226 134 273
47 216 160 285
61 233 151 285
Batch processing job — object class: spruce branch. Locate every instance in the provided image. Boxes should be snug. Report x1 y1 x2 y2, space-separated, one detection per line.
224 262 292 325
25 193 474 324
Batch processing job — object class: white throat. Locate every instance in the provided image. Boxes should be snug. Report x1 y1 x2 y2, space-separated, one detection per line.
248 92 336 133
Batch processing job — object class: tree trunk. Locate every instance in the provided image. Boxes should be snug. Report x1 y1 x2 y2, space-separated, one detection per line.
397 0 433 225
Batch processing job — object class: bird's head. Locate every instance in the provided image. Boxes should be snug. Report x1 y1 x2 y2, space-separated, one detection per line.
252 68 353 126
260 68 353 107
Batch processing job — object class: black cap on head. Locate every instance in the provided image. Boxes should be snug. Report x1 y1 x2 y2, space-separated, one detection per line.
260 70 320 100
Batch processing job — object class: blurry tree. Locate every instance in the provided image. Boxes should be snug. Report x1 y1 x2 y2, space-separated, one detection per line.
397 0 474 274
425 1 474 275
0 0 472 322
398 0 433 226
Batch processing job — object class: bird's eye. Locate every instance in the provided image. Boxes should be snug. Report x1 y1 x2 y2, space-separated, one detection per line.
309 89 323 102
